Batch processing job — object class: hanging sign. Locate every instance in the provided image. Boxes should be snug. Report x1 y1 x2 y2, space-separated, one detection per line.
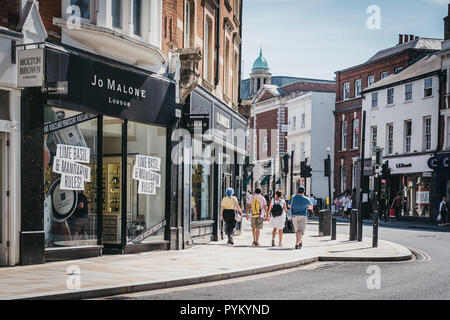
56 144 91 164
52 158 91 182
138 181 157 195
132 167 161 187
17 48 44 88
136 155 161 172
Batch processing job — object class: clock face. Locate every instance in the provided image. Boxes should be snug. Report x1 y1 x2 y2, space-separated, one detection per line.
49 180 78 222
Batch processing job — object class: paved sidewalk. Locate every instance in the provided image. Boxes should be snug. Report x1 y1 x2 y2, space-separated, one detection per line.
0 220 412 300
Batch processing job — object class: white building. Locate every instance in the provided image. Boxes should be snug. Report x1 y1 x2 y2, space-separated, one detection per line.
0 0 47 266
286 91 335 200
362 53 441 219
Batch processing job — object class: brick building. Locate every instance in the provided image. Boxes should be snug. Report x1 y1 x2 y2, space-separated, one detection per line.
333 35 441 198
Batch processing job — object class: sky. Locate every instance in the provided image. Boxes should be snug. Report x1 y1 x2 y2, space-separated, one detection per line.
241 0 449 81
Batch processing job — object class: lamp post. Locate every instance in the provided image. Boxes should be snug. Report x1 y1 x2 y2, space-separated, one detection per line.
326 147 332 211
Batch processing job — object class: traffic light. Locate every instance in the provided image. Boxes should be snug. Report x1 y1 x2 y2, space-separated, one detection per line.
301 161 312 178
324 158 331 177
381 161 391 179
281 154 290 174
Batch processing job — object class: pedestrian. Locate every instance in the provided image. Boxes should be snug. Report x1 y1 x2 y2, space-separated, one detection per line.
68 190 89 240
391 192 403 220
343 192 352 219
288 186 313 250
268 190 288 247
246 188 269 247
220 188 243 245
438 197 448 227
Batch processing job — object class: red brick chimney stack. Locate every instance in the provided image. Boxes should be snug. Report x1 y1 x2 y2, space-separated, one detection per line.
399 34 403 44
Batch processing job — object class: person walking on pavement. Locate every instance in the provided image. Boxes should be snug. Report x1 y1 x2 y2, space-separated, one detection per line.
391 192 403 221
268 190 288 247
246 188 269 247
439 197 448 227
288 186 313 250
220 188 243 245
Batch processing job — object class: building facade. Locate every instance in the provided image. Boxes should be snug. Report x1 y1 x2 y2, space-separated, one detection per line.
334 35 442 199
362 54 441 220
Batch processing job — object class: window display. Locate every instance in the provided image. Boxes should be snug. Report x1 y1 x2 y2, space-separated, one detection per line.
44 107 98 247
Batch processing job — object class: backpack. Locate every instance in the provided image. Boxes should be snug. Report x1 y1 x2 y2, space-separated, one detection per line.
271 200 283 217
252 196 262 217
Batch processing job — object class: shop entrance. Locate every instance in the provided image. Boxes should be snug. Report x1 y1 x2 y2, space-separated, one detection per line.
102 117 124 250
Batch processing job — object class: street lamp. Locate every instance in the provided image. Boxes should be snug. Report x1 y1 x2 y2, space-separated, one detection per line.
325 147 332 211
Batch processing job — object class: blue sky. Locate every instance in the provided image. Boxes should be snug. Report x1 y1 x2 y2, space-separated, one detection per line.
242 0 448 80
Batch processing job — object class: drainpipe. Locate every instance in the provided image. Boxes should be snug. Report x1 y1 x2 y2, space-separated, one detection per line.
437 70 444 153
215 0 221 86
238 0 243 109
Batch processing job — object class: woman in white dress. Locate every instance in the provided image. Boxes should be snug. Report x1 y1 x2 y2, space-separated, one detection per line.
268 190 288 247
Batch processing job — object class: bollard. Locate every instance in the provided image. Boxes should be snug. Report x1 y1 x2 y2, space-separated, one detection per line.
318 210 332 236
350 209 358 241
331 218 337 240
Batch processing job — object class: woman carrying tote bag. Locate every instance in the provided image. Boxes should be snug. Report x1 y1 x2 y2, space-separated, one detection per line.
220 188 243 245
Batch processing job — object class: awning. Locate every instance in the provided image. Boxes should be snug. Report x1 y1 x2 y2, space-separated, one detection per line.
260 175 271 185
276 178 281 185
243 174 253 186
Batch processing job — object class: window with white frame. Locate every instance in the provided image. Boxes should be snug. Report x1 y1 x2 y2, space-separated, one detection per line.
292 116 297 130
355 79 362 97
233 49 239 106
386 124 393 155
424 78 433 97
343 82 350 100
342 121 347 151
233 0 240 18
405 83 413 101
301 113 306 128
185 0 195 48
395 67 403 74
405 120 412 154
111 0 122 29
424 117 432 151
371 92 378 108
381 71 388 79
352 118 359 149
387 88 394 105
132 0 142 36
70 0 91 20
341 166 347 193
371 126 377 150
368 75 375 87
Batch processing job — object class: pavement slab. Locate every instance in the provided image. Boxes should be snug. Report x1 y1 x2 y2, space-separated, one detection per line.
0 220 412 300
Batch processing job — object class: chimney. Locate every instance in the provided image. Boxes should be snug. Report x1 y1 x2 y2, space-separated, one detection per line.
404 34 409 43
409 34 414 41
399 34 403 44
445 4 450 41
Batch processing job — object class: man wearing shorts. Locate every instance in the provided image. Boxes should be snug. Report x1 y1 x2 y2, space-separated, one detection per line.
246 188 268 247
289 186 313 250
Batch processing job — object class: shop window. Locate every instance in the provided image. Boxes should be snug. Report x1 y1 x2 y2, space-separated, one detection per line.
191 143 213 222
127 121 167 242
43 107 98 248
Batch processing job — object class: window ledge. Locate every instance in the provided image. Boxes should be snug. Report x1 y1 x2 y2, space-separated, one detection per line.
404 100 413 104
423 95 434 100
386 104 395 108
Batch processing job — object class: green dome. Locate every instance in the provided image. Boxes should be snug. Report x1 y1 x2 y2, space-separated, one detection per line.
252 48 269 70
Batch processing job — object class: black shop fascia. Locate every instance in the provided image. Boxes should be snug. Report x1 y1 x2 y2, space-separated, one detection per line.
20 42 179 265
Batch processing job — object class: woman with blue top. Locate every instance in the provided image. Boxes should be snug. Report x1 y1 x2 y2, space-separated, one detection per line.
220 188 243 245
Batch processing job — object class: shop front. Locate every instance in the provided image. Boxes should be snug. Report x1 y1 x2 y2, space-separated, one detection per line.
20 44 178 265
428 152 450 220
183 87 246 245
386 155 435 221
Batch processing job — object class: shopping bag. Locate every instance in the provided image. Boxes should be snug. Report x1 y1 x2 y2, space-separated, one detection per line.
235 211 242 222
389 208 396 218
437 214 442 222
